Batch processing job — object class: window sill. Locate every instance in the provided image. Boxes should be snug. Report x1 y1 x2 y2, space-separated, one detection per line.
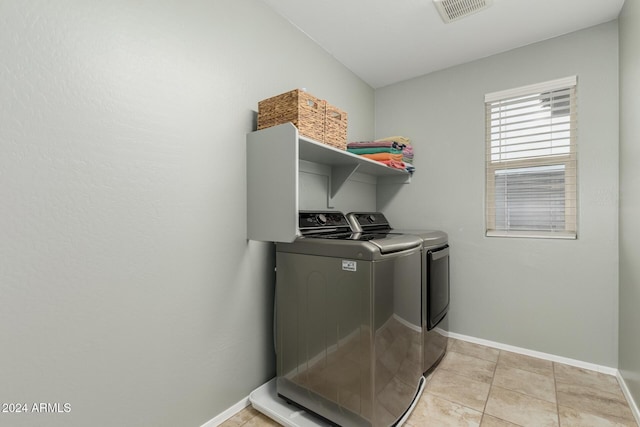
486 230 577 240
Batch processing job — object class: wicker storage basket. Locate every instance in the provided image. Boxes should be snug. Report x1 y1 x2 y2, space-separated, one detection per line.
324 103 348 150
257 89 325 143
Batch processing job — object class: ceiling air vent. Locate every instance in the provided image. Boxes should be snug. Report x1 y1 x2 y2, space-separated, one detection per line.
433 0 494 23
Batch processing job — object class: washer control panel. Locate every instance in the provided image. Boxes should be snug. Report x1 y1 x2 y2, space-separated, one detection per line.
347 212 391 232
298 211 351 235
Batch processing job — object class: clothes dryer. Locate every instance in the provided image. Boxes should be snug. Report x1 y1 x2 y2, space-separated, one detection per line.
346 212 450 375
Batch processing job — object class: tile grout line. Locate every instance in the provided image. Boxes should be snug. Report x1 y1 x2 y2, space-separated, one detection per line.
553 361 561 427
449 340 532 426
420 348 494 424
554 364 638 424
486 350 565 426
478 348 500 426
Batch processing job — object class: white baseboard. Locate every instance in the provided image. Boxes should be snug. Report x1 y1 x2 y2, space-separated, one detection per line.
447 331 618 375
200 396 250 427
617 371 640 425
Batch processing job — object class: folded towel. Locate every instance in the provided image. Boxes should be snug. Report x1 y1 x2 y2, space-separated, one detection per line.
355 136 414 172
375 136 411 145
361 152 404 162
347 147 403 155
379 159 407 170
405 162 415 174
402 150 414 163
347 141 404 149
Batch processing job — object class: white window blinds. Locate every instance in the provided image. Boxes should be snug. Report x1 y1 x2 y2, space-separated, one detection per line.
485 76 577 239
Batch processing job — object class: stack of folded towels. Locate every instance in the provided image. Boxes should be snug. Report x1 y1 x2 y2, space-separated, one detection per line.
346 136 415 174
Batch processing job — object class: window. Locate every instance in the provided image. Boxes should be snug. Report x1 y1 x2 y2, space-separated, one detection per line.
485 76 577 239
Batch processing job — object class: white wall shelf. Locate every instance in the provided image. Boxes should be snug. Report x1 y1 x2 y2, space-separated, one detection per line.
247 123 409 242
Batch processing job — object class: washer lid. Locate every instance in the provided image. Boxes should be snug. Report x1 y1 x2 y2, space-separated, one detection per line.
367 234 423 254
277 233 421 259
394 229 449 247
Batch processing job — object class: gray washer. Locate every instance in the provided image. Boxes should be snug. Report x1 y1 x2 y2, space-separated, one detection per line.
275 211 425 427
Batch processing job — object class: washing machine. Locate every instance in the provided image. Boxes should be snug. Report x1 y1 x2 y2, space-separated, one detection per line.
346 212 450 375
275 211 425 427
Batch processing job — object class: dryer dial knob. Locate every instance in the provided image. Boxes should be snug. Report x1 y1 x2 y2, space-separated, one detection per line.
316 214 327 225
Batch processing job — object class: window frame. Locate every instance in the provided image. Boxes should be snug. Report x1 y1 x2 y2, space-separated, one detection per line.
484 76 578 240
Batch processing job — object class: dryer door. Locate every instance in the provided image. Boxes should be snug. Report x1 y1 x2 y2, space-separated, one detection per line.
426 245 450 330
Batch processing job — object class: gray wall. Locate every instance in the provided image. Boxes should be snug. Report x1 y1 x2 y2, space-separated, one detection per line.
375 22 620 367
619 0 640 407
0 1 374 426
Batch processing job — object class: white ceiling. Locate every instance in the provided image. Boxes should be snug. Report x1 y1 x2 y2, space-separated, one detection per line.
260 0 625 88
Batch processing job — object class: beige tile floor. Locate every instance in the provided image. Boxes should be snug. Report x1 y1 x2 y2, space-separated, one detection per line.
220 338 639 427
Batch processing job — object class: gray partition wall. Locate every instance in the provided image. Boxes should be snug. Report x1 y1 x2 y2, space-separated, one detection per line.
619 0 640 414
375 22 620 368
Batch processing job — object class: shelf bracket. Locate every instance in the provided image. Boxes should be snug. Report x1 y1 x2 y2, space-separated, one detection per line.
327 164 359 208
